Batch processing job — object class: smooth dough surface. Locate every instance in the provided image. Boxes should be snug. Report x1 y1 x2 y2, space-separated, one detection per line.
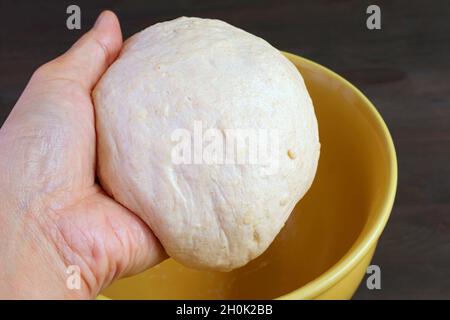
93 17 320 271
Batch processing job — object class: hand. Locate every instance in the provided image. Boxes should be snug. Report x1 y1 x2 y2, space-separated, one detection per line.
0 11 166 299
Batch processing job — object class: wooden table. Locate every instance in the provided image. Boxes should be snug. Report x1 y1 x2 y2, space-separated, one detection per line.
1 0 449 299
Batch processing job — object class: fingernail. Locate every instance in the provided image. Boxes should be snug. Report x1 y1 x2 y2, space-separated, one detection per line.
94 11 107 29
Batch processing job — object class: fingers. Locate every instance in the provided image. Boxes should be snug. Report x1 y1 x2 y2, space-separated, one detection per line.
97 193 169 280
49 189 167 297
32 10 123 91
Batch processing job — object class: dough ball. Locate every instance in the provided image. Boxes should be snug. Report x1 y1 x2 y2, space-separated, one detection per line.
93 17 320 271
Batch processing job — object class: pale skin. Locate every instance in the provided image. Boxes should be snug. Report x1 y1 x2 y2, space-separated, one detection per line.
0 11 166 299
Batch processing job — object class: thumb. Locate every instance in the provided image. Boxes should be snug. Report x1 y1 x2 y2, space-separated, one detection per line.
34 10 122 91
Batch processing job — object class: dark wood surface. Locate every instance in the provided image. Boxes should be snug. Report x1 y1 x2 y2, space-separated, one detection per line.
1 0 449 299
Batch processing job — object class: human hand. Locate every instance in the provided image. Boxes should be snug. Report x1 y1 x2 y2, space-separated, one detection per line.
0 11 166 299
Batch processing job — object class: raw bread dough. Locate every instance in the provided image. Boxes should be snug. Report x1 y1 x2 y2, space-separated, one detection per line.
93 17 320 271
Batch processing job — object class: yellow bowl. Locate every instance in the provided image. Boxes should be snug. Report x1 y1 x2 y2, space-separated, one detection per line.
101 52 397 300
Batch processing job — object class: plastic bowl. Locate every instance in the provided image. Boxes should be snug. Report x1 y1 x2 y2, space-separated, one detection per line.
100 52 397 300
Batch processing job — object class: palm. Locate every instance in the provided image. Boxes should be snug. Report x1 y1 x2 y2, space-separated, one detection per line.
0 12 165 298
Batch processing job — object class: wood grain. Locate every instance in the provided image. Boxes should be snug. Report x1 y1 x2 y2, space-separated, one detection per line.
0 0 449 299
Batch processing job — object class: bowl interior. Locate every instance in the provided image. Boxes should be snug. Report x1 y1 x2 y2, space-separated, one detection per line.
101 54 393 299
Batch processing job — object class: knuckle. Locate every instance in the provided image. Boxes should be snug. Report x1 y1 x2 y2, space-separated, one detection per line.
92 37 111 65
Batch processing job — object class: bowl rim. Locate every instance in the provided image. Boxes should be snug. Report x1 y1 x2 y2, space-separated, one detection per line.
278 52 398 299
